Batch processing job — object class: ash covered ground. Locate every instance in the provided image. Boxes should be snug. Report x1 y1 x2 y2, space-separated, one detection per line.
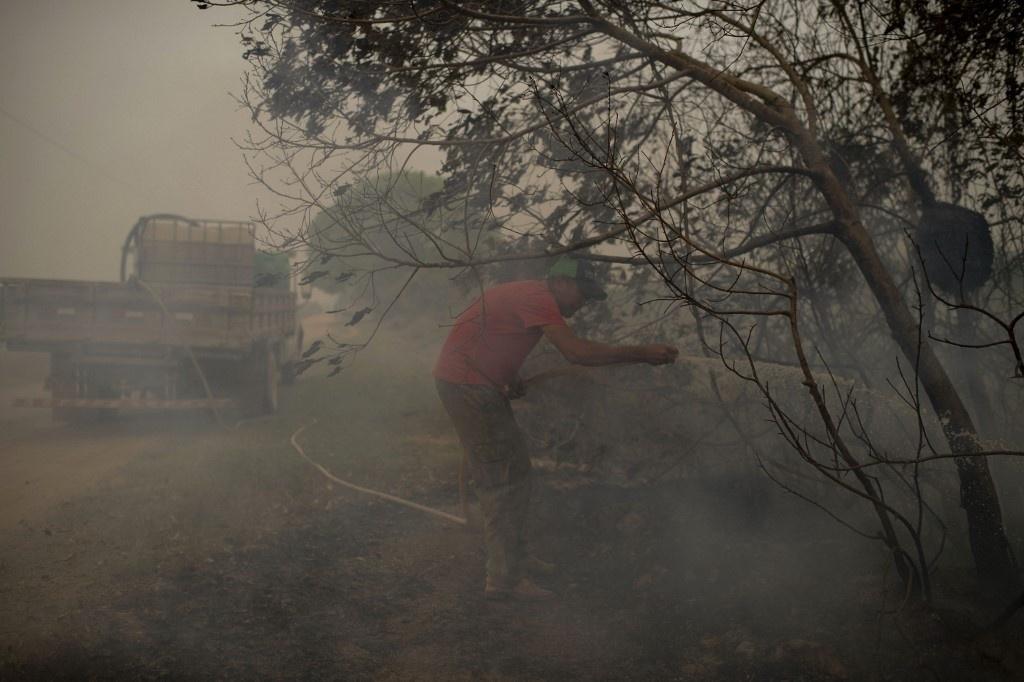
1 338 1021 681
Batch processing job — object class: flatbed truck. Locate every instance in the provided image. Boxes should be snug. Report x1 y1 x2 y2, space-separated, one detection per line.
0 214 302 418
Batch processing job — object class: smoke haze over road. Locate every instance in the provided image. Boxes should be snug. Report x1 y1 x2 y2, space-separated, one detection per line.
0 0 256 280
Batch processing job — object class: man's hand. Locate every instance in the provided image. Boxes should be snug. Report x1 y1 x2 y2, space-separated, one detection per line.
505 376 527 400
641 344 679 365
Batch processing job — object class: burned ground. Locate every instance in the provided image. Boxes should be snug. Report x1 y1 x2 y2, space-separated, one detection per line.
0 346 1021 680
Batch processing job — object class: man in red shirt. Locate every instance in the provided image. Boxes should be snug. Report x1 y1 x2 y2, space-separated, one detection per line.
434 257 678 600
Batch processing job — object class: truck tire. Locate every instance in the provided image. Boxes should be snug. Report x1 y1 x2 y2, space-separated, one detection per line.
243 344 279 416
50 353 76 423
263 346 280 414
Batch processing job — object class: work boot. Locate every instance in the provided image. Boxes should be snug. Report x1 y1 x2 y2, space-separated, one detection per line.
522 556 557 576
510 577 556 601
484 576 512 601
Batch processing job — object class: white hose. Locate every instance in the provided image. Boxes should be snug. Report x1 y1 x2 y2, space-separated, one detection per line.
286 370 603 527
289 420 468 526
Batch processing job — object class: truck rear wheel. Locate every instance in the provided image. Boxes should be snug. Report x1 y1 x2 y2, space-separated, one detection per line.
50 353 76 422
263 347 280 414
243 344 279 416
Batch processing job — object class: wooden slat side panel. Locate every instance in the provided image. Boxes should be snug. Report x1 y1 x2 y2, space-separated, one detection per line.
252 290 297 337
2 272 292 354
1 279 262 350
138 218 255 286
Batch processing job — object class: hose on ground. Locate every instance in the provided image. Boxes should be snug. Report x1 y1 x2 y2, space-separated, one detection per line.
289 420 468 526
286 369 605 528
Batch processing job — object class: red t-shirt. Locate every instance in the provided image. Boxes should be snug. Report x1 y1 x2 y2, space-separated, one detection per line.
434 280 567 386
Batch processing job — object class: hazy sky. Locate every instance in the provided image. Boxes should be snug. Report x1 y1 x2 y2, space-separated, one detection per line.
0 1 267 280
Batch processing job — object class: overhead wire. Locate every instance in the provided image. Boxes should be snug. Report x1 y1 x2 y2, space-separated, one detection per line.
0 103 149 198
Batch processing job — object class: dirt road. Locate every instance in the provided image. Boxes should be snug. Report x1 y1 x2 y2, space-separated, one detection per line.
0 348 1020 680
0 349 638 680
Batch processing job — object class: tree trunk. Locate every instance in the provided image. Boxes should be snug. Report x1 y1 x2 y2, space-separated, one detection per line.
839 222 1017 589
799 141 1019 591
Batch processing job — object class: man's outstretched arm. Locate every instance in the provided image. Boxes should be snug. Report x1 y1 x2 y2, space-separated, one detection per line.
542 325 678 367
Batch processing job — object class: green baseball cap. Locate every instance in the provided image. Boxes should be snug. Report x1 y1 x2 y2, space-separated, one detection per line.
547 256 607 300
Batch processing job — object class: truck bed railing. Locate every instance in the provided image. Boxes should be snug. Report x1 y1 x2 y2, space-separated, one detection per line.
0 277 294 353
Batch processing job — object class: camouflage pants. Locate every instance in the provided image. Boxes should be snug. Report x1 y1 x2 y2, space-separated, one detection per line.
435 379 532 586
